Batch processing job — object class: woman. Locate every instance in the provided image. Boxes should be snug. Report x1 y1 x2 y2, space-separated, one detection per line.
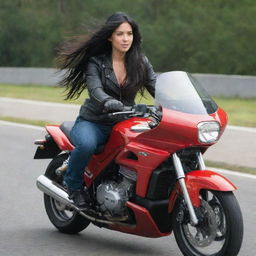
57 12 156 208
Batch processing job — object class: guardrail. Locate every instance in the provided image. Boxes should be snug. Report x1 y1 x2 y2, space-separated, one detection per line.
0 67 255 97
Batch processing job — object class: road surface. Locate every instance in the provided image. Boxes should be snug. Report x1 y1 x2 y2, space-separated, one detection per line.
0 121 255 256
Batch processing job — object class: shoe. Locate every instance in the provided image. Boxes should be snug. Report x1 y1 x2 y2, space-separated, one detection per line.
56 157 69 176
68 189 90 209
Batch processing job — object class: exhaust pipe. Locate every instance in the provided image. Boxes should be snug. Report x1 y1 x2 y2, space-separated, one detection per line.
36 175 134 227
36 175 74 209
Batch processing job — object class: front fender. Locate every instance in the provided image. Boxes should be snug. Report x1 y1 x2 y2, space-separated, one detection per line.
186 170 236 207
168 170 236 211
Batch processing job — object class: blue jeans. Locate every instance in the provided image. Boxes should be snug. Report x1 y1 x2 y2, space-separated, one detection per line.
64 117 113 190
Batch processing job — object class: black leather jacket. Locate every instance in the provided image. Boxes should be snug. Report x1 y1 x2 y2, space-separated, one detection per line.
79 54 156 125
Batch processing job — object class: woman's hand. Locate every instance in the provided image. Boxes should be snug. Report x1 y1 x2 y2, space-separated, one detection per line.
104 99 124 112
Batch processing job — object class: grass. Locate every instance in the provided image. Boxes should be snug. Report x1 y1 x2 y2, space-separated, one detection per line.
0 83 154 105
213 97 256 127
0 84 256 127
205 160 256 175
0 83 256 127
0 83 82 104
0 116 50 127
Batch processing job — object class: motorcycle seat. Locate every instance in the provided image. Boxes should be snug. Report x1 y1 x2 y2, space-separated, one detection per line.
60 121 105 154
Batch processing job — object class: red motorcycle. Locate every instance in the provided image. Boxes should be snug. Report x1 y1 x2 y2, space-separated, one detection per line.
34 71 243 256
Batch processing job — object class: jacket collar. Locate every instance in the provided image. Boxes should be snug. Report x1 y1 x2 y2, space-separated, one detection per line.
101 53 122 87
101 53 129 88
102 53 113 70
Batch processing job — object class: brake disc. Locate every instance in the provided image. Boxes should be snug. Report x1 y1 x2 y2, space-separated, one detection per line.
183 200 218 247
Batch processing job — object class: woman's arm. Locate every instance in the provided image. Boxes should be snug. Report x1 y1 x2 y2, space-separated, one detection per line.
85 57 113 107
144 56 156 97
85 57 123 112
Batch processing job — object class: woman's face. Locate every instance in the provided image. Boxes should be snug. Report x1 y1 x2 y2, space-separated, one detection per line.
109 22 133 54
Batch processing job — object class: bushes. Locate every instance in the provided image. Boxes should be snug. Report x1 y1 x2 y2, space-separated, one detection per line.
0 0 255 75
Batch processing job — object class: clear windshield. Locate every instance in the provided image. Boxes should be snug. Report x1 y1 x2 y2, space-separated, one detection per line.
155 71 218 114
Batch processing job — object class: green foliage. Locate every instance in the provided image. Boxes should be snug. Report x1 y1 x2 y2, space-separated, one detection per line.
1 83 256 127
0 0 255 75
0 116 50 127
205 160 256 175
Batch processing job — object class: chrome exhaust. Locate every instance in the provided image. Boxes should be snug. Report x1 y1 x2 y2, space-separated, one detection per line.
36 175 74 208
36 175 134 227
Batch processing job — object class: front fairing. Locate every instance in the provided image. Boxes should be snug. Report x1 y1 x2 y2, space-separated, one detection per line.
135 71 227 153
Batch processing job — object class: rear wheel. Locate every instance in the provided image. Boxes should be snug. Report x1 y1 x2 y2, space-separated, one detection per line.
172 190 243 256
44 154 90 234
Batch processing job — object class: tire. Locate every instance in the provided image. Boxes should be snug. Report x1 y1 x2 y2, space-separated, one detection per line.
172 190 243 256
44 154 90 234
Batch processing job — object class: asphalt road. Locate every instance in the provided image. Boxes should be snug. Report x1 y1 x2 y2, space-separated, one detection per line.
0 121 255 256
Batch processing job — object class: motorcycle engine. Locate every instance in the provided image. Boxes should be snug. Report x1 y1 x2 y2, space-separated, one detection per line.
96 166 136 220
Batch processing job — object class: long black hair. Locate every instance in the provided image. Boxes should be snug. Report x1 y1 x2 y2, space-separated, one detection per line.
57 12 148 99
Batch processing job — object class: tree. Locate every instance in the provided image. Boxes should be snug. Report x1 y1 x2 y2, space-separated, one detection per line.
0 0 255 75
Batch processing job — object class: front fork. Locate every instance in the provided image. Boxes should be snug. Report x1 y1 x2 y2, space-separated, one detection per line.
172 152 205 226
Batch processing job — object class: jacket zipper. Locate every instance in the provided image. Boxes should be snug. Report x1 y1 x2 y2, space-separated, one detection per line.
119 88 122 102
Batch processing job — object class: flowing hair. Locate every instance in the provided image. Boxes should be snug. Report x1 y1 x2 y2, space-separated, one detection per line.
56 12 148 100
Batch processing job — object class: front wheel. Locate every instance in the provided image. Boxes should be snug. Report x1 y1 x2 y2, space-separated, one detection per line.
172 190 243 256
44 154 90 234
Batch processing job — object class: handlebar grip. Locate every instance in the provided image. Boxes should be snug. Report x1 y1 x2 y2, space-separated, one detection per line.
123 106 133 111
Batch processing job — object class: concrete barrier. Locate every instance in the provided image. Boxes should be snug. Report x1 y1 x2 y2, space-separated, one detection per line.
194 73 256 98
0 67 255 97
0 67 64 86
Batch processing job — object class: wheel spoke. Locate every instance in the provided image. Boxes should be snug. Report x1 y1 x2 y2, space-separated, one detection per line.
50 197 74 221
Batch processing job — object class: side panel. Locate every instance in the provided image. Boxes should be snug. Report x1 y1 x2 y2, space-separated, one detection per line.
108 201 171 238
46 125 74 151
115 141 170 197
83 117 167 189
84 128 125 187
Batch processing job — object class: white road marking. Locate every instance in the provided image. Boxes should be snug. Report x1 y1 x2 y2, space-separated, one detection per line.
1 120 255 179
0 120 44 131
210 167 256 179
227 125 256 133
0 97 78 108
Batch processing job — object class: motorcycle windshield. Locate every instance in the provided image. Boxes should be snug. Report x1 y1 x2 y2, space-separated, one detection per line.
155 71 218 115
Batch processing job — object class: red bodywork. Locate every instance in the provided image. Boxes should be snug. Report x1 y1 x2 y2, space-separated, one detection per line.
110 201 170 238
46 125 74 151
46 106 234 238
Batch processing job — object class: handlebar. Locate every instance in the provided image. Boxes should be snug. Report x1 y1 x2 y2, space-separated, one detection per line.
110 106 134 116
107 104 162 128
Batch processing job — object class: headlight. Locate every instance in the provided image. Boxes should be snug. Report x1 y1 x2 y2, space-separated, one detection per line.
198 122 220 143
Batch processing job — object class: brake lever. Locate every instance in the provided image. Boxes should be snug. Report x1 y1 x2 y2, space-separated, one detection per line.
110 110 135 116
